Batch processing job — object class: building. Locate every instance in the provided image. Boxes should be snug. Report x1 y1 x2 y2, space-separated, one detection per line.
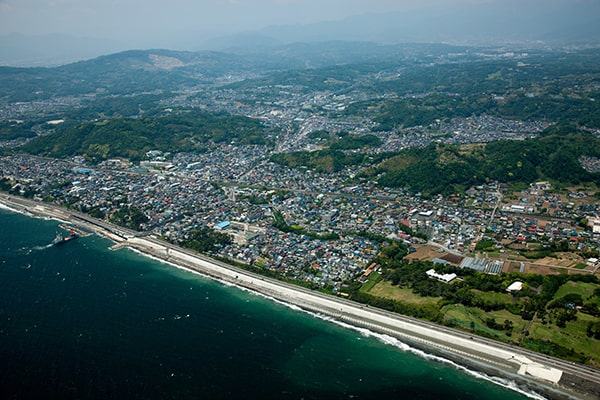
506 281 523 292
215 221 230 230
426 269 457 283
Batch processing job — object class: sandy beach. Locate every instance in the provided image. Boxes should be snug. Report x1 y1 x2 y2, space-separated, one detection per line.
2 194 599 400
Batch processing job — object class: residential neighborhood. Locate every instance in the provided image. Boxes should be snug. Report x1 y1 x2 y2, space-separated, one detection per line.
2 138 599 292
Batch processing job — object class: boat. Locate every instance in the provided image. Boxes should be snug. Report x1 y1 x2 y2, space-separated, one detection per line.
52 229 77 246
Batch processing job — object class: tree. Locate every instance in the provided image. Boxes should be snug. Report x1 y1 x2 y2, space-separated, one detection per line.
182 227 232 253
109 206 148 231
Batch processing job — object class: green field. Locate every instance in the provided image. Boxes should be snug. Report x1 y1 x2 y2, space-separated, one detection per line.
442 304 525 341
358 276 600 366
555 281 598 301
366 280 442 305
472 289 513 304
359 273 382 292
527 312 600 364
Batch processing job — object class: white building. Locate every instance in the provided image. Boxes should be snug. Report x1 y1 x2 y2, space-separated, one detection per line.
506 281 523 292
426 269 457 283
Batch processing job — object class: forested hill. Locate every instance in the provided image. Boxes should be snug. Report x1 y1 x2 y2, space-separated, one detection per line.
370 130 600 195
342 50 600 130
0 50 246 102
271 128 600 196
21 109 269 162
0 43 469 102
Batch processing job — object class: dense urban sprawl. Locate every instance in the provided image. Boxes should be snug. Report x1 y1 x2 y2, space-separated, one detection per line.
2 49 600 289
3 127 600 290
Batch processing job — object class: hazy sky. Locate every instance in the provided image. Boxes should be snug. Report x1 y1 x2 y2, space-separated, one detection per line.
0 0 492 47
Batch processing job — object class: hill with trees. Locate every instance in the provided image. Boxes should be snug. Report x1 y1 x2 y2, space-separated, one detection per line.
343 51 600 130
20 109 269 162
369 128 600 195
271 127 600 195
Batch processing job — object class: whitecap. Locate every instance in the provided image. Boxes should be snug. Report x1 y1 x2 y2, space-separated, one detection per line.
108 242 547 399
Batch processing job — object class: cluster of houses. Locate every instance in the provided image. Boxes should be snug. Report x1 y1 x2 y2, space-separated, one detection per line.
2 145 599 290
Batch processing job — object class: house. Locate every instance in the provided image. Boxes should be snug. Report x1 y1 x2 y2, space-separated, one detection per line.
510 205 525 213
426 269 457 283
215 221 230 230
506 281 523 292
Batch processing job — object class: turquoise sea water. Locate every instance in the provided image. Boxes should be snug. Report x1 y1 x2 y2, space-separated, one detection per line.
0 209 542 399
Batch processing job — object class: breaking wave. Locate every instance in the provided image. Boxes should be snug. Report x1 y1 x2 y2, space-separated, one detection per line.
310 313 547 400
119 244 547 400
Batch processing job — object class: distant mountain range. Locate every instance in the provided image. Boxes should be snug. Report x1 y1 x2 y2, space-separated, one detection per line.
211 0 600 52
0 42 504 102
1 0 599 67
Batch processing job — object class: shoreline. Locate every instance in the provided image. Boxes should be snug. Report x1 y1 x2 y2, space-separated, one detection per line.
1 194 599 400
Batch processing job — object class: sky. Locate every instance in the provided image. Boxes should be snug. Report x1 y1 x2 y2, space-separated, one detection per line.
0 0 596 66
0 0 492 48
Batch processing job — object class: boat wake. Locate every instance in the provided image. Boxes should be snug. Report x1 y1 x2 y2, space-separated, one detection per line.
11 243 52 257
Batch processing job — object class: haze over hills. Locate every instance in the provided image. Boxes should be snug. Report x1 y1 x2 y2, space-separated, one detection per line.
1 0 599 67
212 1 600 51
0 42 481 102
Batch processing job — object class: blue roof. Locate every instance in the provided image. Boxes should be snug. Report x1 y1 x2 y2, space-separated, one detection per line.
215 221 230 229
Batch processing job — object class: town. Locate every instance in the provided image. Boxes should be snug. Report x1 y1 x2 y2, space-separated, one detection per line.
1 47 600 293
3 2 600 399
2 127 599 293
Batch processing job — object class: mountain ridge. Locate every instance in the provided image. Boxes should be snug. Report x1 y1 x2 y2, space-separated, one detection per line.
209 1 600 51
2 0 599 67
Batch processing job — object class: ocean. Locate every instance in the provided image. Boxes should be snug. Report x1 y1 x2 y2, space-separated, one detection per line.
0 208 542 399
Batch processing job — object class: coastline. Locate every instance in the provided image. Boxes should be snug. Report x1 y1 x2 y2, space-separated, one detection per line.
1 194 599 400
